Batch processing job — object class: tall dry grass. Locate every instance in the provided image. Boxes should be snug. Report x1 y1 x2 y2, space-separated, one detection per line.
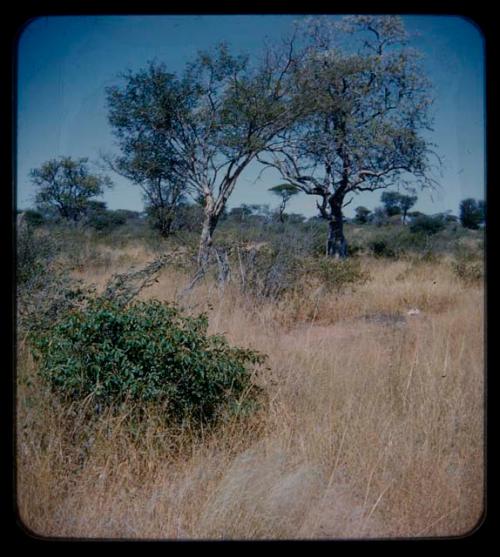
16 243 484 539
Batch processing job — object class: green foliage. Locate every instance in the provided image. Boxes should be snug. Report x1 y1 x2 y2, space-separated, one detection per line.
30 157 112 223
459 198 485 230
409 214 446 235
269 183 300 222
366 225 432 257
86 204 128 231
354 206 371 224
381 191 418 219
106 44 298 252
369 239 397 258
30 299 266 424
268 184 300 197
304 257 370 293
267 16 435 255
381 191 402 216
22 209 45 227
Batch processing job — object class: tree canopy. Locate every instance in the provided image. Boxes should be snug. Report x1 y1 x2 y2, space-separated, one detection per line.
268 183 300 222
381 191 418 222
106 41 302 264
31 157 111 223
459 198 485 230
258 15 438 256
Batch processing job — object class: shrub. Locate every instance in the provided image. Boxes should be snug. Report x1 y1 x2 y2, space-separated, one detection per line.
452 256 484 285
87 209 127 231
304 257 371 293
409 214 446 235
16 221 92 336
236 244 302 300
17 224 53 286
347 242 363 257
30 299 266 424
22 209 45 227
368 239 397 258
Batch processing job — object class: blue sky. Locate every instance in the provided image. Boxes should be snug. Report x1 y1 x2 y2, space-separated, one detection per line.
16 15 485 218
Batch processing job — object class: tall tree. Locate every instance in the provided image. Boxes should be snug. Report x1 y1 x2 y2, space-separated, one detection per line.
258 15 438 257
106 40 302 266
105 65 188 237
268 183 300 222
31 157 111 223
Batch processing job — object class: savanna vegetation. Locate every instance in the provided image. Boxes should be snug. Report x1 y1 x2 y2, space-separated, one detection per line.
16 15 485 540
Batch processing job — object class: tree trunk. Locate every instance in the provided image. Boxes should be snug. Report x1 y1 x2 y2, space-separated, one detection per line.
158 211 174 238
279 198 286 223
326 200 347 258
197 211 219 268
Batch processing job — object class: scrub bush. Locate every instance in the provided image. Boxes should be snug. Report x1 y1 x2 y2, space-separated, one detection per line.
30 299 266 424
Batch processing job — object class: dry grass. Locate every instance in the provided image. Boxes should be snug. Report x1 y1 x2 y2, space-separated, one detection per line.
16 242 485 540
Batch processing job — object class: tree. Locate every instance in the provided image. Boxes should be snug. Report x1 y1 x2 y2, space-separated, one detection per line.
459 198 485 229
228 205 253 223
371 206 389 227
268 183 300 222
354 206 371 224
381 191 402 216
381 191 417 223
258 15 438 257
105 64 190 237
106 40 301 267
399 193 418 224
31 157 111 223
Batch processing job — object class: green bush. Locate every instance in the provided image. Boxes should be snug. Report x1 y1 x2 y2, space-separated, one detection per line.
409 214 446 235
22 209 46 227
87 209 127 231
304 257 371 293
30 299 266 423
368 239 397 258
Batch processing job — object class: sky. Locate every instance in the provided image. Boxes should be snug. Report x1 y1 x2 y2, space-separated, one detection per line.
16 14 486 218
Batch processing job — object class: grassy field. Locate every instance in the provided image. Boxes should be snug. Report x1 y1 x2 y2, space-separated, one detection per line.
16 225 485 539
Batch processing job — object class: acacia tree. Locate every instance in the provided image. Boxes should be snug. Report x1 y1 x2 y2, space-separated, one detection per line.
268 183 300 222
399 193 418 224
258 15 438 257
31 157 111 223
381 191 403 215
106 41 302 266
381 191 418 223
354 205 371 224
